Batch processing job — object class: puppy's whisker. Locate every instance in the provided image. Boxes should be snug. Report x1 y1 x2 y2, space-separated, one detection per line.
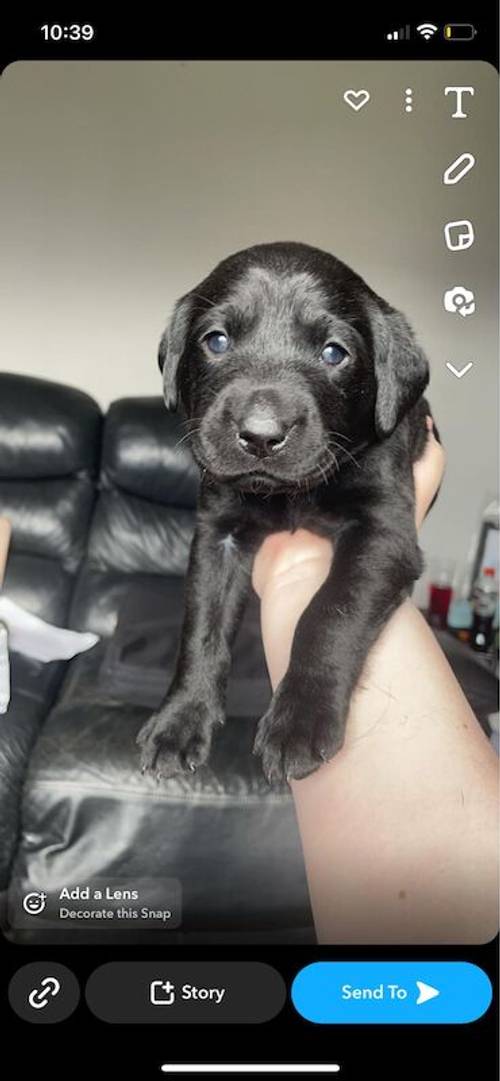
328 438 361 470
317 453 337 486
329 429 353 445
174 427 202 450
318 461 331 486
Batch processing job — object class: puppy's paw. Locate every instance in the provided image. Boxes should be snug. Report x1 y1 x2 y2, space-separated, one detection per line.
137 694 224 780
253 675 345 784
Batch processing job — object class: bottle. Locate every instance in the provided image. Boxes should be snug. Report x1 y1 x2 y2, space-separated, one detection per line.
428 558 455 630
471 567 497 652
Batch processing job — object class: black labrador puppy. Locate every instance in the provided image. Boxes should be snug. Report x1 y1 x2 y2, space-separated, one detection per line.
137 241 433 784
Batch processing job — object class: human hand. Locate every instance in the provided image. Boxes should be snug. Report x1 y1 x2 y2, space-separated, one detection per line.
253 429 496 948
413 417 445 528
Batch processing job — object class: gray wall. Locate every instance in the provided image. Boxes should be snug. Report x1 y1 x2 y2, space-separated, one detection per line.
1 60 498 600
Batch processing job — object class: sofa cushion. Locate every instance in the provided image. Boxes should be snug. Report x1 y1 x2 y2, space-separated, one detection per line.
75 399 198 587
102 398 199 508
3 553 73 626
0 373 101 479
97 578 272 717
0 373 102 890
0 653 64 891
3 391 314 941
0 477 96 575
86 488 195 577
0 373 102 605
8 642 312 942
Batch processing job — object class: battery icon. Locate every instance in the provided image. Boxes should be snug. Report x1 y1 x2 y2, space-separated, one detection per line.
444 24 477 40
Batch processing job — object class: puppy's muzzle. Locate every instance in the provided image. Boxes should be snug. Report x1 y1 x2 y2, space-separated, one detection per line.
230 386 304 460
237 406 294 458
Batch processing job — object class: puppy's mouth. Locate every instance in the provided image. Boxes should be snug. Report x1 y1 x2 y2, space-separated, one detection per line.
191 436 338 492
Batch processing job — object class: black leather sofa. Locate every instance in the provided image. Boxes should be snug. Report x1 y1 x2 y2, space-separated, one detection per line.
0 373 313 944
2 373 497 946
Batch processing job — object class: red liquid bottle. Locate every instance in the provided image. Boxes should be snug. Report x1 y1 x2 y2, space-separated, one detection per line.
428 560 454 629
428 583 453 629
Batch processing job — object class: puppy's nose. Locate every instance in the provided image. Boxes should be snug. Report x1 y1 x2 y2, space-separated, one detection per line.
237 408 291 458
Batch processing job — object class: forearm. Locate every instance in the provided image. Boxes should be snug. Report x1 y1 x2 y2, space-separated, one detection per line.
260 567 498 944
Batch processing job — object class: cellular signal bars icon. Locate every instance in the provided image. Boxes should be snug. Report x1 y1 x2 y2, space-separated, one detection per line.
386 25 411 40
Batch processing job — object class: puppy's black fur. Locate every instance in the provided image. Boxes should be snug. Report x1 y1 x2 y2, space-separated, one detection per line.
137 242 434 783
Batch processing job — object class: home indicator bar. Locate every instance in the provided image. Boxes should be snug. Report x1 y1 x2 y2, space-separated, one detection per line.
160 1067 341 1075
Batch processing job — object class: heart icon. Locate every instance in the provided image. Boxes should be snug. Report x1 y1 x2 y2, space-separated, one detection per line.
343 89 371 111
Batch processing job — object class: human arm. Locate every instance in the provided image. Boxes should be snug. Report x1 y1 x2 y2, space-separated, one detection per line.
252 427 498 943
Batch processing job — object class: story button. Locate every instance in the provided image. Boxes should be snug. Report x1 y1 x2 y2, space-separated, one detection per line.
86 962 285 1023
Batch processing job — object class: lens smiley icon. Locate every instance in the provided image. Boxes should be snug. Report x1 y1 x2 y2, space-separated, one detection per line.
22 891 47 916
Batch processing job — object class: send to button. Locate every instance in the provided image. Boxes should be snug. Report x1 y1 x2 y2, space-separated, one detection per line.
291 962 492 1024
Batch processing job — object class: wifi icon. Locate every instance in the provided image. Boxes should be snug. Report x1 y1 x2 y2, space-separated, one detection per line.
417 22 438 39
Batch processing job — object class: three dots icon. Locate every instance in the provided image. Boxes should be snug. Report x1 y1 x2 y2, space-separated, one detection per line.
405 88 413 113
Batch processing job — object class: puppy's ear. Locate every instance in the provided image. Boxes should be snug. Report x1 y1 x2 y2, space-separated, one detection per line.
158 294 193 411
372 305 429 438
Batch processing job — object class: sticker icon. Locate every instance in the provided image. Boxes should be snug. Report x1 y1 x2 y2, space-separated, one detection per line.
444 286 475 316
343 89 370 111
444 220 475 251
443 152 475 184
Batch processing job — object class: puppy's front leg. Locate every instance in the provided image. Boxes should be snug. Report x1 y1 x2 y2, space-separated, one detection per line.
137 521 252 779
254 508 423 783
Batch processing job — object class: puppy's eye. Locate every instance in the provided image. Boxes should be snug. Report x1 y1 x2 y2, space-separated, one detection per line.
203 331 230 355
320 342 349 367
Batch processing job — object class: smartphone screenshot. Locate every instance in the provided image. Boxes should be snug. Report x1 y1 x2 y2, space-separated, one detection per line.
1 12 498 1079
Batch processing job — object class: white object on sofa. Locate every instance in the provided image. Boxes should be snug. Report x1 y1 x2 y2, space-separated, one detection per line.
0 597 99 714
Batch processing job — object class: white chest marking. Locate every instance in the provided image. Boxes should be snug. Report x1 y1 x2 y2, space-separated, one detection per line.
219 533 237 555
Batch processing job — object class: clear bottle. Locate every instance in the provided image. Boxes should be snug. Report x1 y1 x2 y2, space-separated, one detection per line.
471 567 497 652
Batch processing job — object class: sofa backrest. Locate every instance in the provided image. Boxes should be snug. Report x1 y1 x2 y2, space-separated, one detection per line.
91 398 198 574
69 398 199 636
0 373 102 625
